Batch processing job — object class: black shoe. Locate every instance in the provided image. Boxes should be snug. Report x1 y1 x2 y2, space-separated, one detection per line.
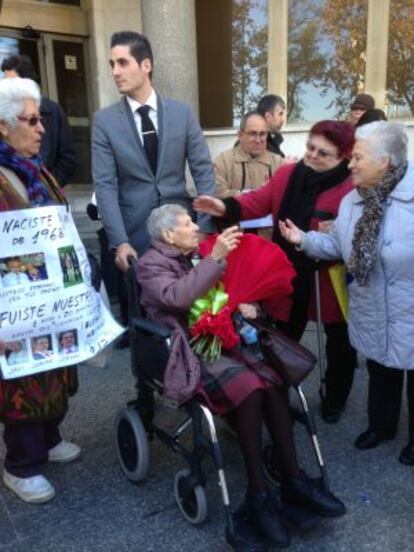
354 429 395 450
279 501 322 531
399 442 414 465
246 491 290 548
321 402 344 424
226 506 268 551
280 472 346 518
116 332 130 350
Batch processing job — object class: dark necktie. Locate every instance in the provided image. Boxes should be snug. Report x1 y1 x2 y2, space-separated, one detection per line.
137 105 158 175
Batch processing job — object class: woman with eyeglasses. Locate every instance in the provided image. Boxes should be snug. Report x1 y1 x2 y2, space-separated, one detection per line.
0 78 80 504
194 120 357 425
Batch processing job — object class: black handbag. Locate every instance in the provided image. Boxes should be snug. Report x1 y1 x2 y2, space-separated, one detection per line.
250 320 316 387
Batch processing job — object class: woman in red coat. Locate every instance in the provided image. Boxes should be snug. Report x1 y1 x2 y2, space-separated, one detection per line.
195 120 357 423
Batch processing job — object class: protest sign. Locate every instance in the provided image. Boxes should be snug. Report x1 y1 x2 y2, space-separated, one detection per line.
0 205 124 379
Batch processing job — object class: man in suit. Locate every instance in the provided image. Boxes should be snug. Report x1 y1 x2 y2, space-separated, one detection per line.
92 31 215 272
58 331 78 355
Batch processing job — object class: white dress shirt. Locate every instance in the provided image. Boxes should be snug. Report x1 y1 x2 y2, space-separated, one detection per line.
126 89 158 146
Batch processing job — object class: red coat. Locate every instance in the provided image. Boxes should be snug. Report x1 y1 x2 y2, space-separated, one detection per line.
236 162 354 323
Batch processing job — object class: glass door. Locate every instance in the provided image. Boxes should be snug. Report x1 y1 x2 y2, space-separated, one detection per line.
0 29 91 184
0 29 45 86
43 34 92 184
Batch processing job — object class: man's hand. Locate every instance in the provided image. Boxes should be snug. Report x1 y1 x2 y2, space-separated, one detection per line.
115 242 138 272
238 303 259 319
211 226 243 261
278 218 302 245
193 195 226 217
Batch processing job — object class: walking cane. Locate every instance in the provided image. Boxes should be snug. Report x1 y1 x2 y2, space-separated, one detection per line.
314 266 326 403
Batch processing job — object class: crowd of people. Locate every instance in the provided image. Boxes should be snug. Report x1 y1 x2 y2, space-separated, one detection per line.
0 27 412 552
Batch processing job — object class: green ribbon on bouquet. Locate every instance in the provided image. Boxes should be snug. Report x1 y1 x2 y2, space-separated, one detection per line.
188 283 229 327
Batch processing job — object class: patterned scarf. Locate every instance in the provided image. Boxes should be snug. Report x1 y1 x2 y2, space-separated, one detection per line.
0 140 53 206
348 161 408 286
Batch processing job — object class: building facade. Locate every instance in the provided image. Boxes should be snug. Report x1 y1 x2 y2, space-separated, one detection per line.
1 0 413 192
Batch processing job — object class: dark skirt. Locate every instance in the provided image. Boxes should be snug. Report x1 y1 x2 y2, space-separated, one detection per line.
196 346 283 415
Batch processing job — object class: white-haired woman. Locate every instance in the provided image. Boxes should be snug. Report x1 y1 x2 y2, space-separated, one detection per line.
0 77 80 504
137 204 345 549
279 122 414 465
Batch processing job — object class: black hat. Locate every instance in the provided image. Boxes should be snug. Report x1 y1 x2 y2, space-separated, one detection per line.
350 94 375 111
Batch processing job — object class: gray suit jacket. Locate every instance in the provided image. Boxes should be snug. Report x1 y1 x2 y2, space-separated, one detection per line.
92 95 215 253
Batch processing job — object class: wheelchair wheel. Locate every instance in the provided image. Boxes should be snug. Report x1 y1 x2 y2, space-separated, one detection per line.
115 406 149 483
174 469 208 525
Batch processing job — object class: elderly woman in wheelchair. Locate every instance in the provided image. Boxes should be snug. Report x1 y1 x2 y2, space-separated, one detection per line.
135 204 345 549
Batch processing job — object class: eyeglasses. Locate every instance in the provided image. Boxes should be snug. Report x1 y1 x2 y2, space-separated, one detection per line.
17 115 43 127
242 130 268 140
306 142 338 159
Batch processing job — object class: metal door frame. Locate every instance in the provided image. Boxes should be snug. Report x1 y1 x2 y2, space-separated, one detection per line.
0 26 48 94
42 33 92 127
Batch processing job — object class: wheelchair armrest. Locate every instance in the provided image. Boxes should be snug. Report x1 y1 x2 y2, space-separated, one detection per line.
132 317 171 339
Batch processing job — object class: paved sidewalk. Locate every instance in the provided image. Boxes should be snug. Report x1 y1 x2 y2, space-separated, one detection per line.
0 322 412 552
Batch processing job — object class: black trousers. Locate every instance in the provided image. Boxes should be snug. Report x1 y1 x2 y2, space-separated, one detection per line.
97 228 128 326
3 416 63 478
367 360 414 441
276 290 357 410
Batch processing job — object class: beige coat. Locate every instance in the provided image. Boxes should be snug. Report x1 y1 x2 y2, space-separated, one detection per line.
214 144 282 198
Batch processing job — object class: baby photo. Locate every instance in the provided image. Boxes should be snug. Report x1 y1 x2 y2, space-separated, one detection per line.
4 340 29 366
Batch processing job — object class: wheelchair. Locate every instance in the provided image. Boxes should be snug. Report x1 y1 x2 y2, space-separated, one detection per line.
115 259 331 547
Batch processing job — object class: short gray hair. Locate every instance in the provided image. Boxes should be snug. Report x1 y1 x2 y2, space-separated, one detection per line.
355 121 407 167
146 204 188 240
239 110 266 131
0 77 41 129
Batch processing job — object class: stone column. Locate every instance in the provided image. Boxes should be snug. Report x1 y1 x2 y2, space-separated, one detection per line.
87 0 143 110
268 0 288 103
364 0 391 109
141 0 199 116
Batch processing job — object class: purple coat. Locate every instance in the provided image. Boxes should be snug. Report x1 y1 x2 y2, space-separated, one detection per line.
137 240 226 405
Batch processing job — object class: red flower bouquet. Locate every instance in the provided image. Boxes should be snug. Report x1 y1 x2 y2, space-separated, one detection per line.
188 233 296 362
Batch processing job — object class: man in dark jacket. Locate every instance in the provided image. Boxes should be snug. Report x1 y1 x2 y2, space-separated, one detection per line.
1 55 77 186
257 94 286 158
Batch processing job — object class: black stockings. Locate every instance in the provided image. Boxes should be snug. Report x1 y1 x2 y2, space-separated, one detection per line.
226 386 300 493
263 386 300 479
227 389 266 493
